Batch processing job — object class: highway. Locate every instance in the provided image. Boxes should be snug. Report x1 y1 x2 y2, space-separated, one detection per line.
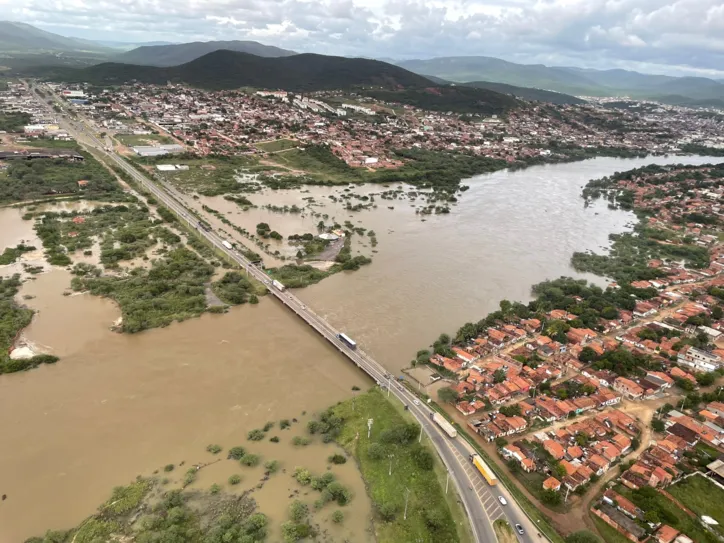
32 83 546 543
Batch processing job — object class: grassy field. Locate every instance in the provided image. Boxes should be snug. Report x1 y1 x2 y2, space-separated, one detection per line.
493 519 517 543
669 475 724 537
591 515 631 543
115 133 174 147
144 156 263 195
331 388 471 543
615 484 718 543
255 138 299 153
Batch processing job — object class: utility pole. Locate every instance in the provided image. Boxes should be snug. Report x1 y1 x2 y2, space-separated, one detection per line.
387 375 391 398
419 424 424 443
388 454 394 476
403 488 411 520
445 471 450 494
564 485 570 503
367 418 373 439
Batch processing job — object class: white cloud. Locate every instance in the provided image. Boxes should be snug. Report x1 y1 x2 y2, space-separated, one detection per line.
6 0 724 77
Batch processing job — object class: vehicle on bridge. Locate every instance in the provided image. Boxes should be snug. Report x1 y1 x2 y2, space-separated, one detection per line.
469 453 498 486
221 240 233 250
430 412 458 438
271 279 286 292
337 333 357 350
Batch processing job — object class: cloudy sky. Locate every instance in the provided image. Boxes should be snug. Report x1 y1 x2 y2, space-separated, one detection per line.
4 0 724 77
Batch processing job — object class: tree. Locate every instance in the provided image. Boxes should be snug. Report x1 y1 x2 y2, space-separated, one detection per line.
578 346 598 363
438 387 459 404
411 446 434 470
495 437 509 448
493 368 507 383
696 372 716 386
652 419 665 432
542 489 562 505
378 502 397 521
712 305 723 320
499 404 521 417
289 500 308 522
367 442 386 460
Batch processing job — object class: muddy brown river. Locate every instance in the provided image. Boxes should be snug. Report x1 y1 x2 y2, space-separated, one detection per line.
0 154 720 540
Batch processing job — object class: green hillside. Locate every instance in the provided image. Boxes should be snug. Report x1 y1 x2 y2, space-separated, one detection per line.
45 50 434 91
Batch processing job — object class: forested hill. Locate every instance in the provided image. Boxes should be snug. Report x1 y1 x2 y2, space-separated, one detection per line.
48 50 435 91
462 81 585 105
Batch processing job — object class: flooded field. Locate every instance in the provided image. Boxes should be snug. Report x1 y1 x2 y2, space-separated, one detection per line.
0 269 370 541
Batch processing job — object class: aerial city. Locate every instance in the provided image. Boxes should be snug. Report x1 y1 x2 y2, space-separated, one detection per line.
1 1 724 542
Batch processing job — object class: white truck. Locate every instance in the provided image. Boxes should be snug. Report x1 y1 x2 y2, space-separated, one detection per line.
272 279 286 292
429 412 458 438
221 240 233 250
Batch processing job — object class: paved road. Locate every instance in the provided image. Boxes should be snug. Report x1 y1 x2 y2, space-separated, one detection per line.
32 83 546 543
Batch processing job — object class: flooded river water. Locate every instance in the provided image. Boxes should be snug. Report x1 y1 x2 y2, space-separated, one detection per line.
0 154 720 540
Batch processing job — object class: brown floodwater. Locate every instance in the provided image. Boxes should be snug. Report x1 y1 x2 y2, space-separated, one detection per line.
0 270 370 541
0 154 720 540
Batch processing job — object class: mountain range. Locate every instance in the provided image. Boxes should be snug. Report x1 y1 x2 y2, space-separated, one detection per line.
1 20 723 107
113 40 297 66
0 21 110 53
51 50 433 91
396 56 724 107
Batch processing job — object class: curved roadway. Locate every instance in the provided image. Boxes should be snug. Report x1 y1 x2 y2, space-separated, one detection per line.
32 83 546 543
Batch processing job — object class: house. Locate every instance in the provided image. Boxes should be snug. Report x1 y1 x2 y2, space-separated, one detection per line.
603 489 641 519
646 371 674 389
543 477 561 491
678 345 722 372
655 525 679 543
452 347 477 365
669 366 697 383
543 440 565 460
614 377 644 400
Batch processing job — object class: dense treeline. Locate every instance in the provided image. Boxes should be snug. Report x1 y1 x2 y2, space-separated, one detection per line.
0 111 31 132
71 248 214 333
0 154 123 204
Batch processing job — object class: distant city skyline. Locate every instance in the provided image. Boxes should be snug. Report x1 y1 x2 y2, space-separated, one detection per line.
4 0 724 78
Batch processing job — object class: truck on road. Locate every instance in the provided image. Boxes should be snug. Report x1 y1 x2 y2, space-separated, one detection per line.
221 240 233 250
469 453 498 486
429 412 458 438
271 279 286 292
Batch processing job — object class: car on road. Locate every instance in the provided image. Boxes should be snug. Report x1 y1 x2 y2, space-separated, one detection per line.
515 524 524 535
301 304 306 310
498 496 507 506
413 399 420 406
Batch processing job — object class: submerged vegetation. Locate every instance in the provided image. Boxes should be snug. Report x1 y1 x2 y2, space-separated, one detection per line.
71 248 214 333
26 478 270 543
0 275 58 374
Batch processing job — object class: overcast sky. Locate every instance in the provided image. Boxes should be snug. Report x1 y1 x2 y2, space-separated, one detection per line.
5 0 724 77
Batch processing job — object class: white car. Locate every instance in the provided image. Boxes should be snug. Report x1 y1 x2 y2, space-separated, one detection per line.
498 496 507 506
413 399 420 406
